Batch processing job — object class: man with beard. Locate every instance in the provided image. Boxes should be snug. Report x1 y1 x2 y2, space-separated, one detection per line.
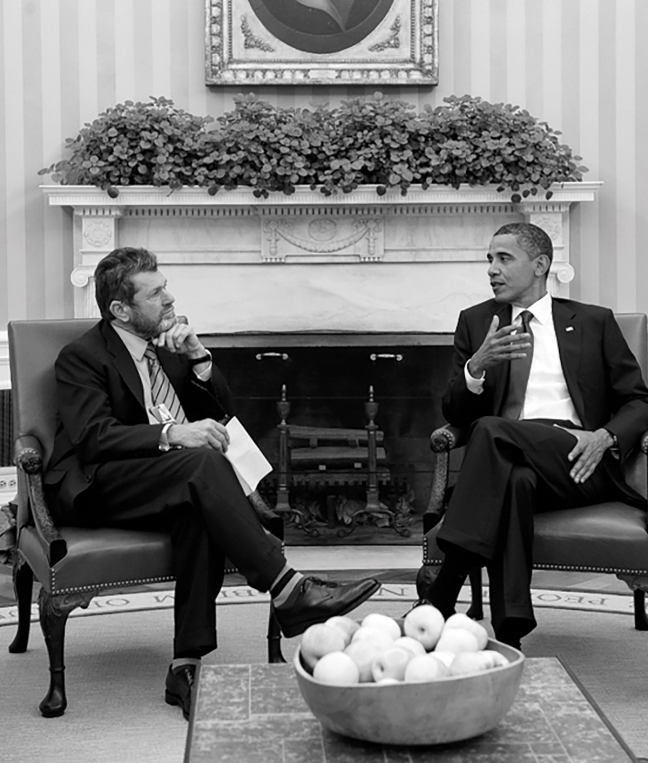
45 247 379 719
423 223 648 649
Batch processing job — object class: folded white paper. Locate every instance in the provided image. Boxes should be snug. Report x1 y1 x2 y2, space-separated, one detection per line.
224 416 273 496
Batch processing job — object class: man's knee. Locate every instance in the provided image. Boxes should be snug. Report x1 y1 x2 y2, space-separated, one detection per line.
161 448 237 489
469 416 513 444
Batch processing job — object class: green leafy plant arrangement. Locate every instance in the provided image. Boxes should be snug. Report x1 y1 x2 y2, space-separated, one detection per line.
39 94 587 201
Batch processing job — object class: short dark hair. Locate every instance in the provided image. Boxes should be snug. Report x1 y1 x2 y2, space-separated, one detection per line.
493 222 554 265
94 247 158 321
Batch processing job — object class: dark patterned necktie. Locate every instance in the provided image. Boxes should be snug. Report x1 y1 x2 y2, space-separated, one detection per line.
502 310 534 420
144 344 188 424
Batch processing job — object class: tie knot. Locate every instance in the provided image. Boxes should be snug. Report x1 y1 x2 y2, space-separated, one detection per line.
520 310 533 330
144 344 158 364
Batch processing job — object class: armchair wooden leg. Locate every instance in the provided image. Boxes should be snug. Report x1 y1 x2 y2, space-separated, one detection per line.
466 567 484 621
38 588 94 718
267 606 285 664
8 557 33 654
415 564 438 602
633 589 648 631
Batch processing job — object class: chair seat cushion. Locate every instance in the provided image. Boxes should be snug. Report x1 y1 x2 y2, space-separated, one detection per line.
19 525 175 594
423 502 648 575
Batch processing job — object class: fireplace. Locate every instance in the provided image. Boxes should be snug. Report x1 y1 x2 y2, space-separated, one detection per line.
41 182 601 541
202 331 454 541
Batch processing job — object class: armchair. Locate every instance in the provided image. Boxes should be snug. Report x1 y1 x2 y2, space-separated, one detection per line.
7 319 284 718
418 313 648 630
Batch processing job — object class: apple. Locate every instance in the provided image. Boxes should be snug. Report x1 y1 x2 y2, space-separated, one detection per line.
344 639 383 682
435 627 480 655
300 623 347 670
432 650 456 669
480 650 510 668
371 646 414 682
449 651 492 676
403 653 449 682
376 677 400 685
392 636 426 657
403 604 445 651
326 615 360 646
442 612 489 650
361 613 402 642
313 651 360 685
350 625 395 652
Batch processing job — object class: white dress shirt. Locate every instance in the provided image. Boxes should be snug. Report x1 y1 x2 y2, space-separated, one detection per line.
112 324 211 425
465 293 581 425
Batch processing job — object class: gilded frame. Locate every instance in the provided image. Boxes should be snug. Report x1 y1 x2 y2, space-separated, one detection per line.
205 0 438 86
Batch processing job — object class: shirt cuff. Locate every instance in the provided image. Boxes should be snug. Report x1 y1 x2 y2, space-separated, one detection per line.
193 362 212 382
158 422 174 452
464 360 485 394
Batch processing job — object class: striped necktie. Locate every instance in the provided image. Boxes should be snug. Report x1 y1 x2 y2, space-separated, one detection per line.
502 310 534 420
144 344 188 424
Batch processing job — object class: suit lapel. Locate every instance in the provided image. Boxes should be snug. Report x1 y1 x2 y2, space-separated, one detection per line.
553 300 585 421
101 322 147 410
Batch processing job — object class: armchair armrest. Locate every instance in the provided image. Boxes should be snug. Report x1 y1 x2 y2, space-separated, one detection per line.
429 424 469 453
425 424 470 532
14 435 67 566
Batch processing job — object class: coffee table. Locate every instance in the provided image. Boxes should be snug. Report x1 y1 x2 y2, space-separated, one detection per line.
184 657 638 762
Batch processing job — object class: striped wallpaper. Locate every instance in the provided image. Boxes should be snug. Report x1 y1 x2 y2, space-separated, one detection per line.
0 0 646 330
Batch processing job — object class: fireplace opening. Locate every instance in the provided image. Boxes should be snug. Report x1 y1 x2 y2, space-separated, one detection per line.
202 334 454 544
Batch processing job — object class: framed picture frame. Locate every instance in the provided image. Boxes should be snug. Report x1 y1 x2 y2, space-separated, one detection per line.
205 0 438 86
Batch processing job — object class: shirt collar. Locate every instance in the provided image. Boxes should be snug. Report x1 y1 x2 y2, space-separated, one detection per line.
511 292 552 325
111 322 149 361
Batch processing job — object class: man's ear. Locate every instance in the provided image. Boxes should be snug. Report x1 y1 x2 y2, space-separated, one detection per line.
109 300 130 324
535 255 551 278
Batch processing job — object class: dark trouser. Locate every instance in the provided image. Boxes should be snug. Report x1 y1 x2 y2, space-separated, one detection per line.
70 449 286 657
437 417 627 637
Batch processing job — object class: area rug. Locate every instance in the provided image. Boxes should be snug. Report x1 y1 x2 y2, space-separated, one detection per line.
0 587 646 763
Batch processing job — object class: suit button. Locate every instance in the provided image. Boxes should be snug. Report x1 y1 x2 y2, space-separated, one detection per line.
86 475 92 482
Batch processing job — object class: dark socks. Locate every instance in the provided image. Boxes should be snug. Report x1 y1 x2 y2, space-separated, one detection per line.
427 546 481 619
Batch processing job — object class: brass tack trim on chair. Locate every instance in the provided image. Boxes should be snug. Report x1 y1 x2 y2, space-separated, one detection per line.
50 573 176 595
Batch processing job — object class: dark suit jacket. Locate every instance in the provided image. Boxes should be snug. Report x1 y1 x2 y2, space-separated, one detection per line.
45 320 235 517
442 298 648 462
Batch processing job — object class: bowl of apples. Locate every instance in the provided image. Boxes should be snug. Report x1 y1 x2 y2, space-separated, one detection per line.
293 605 525 746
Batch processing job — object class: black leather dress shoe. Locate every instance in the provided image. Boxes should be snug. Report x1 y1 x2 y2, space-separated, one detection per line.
274 576 380 638
165 664 196 721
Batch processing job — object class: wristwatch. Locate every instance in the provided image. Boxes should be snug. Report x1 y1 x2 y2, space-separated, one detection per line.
188 353 211 366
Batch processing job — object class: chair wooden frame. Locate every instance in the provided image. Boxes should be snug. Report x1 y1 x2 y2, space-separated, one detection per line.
418 313 648 630
8 319 284 718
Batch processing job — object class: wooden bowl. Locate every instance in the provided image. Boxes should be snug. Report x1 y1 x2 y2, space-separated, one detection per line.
293 637 524 746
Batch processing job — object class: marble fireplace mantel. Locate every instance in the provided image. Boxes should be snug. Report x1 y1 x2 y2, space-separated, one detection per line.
42 182 602 335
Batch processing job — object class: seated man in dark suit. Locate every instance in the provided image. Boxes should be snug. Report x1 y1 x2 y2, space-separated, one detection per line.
424 222 648 649
45 246 379 719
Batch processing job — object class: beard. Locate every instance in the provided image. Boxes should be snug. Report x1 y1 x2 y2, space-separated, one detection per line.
129 309 177 339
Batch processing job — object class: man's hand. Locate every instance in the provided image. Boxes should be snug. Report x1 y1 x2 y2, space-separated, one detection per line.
167 419 230 452
467 315 532 378
152 316 209 364
554 425 615 484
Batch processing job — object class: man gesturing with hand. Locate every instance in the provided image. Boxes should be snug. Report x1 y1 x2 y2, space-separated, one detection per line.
422 223 648 649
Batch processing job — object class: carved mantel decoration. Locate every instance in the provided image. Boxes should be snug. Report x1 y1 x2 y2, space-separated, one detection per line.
204 0 439 86
41 182 601 335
